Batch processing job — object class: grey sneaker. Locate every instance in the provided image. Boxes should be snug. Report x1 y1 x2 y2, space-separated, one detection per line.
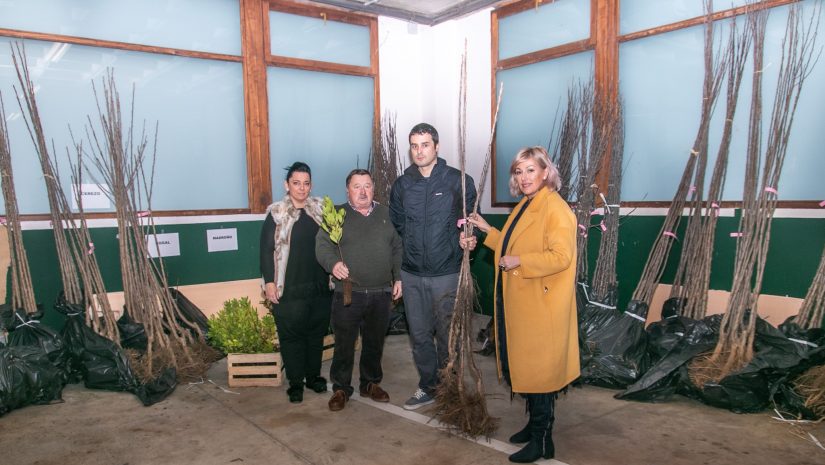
403 388 434 410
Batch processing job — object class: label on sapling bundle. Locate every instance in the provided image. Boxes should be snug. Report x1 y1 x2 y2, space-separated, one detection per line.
71 184 111 210
146 233 181 258
206 228 238 252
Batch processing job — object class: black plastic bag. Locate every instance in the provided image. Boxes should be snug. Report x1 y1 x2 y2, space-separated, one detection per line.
475 318 494 356
580 299 650 389
55 301 176 406
168 287 209 336
0 303 27 332
0 345 65 417
117 308 148 351
646 315 698 363
7 310 70 384
617 315 720 403
577 283 621 342
688 316 822 413
387 301 408 335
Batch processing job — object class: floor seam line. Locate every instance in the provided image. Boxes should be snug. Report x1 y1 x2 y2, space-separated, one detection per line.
350 390 571 465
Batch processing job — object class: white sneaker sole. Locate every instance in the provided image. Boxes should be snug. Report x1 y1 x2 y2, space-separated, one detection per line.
402 398 435 411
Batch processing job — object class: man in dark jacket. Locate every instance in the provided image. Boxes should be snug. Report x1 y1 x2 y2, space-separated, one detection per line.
389 123 477 410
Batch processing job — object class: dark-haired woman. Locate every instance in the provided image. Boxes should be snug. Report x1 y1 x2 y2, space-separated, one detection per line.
463 147 579 463
260 162 331 403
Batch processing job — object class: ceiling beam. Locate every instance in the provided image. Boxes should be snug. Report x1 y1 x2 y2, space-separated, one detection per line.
308 0 503 26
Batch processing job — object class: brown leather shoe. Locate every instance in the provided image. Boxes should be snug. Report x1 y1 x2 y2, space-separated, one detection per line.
359 382 390 403
328 390 348 411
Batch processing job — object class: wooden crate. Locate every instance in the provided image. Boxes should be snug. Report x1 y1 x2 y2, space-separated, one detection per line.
322 334 336 361
321 334 361 362
227 352 283 387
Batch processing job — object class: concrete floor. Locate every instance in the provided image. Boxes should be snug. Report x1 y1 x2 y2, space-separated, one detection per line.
2 325 823 465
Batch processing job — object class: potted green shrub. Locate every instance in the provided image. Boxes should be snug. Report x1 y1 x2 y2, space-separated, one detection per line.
208 297 282 387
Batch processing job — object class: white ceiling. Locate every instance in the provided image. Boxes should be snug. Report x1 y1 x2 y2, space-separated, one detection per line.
309 0 506 25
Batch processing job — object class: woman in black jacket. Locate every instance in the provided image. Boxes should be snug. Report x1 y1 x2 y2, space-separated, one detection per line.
260 162 331 403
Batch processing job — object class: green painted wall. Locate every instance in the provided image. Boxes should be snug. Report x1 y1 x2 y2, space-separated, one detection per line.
10 213 825 329
15 220 262 329
470 213 825 317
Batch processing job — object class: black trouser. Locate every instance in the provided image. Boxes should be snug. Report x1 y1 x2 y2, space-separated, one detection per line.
270 293 331 390
329 290 391 397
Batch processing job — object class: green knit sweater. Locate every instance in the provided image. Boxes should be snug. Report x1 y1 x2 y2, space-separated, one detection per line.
315 203 402 291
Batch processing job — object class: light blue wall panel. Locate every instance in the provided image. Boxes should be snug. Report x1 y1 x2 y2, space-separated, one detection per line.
494 51 594 203
0 38 248 214
620 2 824 201
0 0 241 55
269 11 370 67
620 1 752 35
498 0 590 60
267 67 373 204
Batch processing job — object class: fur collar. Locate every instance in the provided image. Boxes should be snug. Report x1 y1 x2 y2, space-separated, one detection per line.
265 196 324 297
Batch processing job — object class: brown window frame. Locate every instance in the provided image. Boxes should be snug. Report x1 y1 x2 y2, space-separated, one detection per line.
0 0 380 218
491 0 816 209
245 0 380 212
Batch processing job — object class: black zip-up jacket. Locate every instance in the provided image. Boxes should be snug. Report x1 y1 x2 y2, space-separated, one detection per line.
389 157 478 277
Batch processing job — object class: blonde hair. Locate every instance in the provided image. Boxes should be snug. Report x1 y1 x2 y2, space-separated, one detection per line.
508 146 561 197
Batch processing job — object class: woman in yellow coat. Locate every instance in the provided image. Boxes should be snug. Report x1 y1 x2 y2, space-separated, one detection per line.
464 146 579 463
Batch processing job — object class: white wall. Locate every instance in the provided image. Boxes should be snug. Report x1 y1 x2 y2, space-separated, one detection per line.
378 9 509 214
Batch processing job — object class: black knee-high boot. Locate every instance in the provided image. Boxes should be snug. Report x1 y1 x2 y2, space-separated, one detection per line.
509 396 532 444
508 393 555 463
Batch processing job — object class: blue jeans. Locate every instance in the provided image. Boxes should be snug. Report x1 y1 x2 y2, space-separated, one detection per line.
401 270 458 394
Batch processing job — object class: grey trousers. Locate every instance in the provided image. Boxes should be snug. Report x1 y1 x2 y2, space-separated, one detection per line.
401 270 458 394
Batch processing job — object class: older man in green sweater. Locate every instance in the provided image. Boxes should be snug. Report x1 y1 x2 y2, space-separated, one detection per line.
316 169 403 412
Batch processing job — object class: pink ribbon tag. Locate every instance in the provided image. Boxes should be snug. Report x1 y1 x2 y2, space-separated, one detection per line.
577 224 588 238
730 232 744 238
137 211 151 218
819 200 825 207
689 186 697 194
456 218 467 228
0 217 6 225
600 221 607 232
663 231 677 239
764 186 778 195
87 242 95 255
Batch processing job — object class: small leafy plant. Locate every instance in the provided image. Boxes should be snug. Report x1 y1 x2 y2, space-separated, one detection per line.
208 297 277 354
320 196 353 305
320 195 345 243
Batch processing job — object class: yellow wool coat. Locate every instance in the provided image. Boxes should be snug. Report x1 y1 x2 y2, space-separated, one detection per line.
483 187 580 393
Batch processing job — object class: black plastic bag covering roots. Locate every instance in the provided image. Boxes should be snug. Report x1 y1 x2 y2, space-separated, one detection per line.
7 310 71 384
618 312 825 415
387 301 408 336
117 308 148 351
616 314 720 403
689 317 820 413
54 300 176 406
168 287 209 336
0 346 65 417
580 299 650 389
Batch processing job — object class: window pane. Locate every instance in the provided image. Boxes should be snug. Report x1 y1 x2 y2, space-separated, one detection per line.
0 37 248 214
0 0 241 55
621 1 754 34
267 67 374 204
620 4 824 201
499 0 590 60
269 11 370 67
494 51 594 203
